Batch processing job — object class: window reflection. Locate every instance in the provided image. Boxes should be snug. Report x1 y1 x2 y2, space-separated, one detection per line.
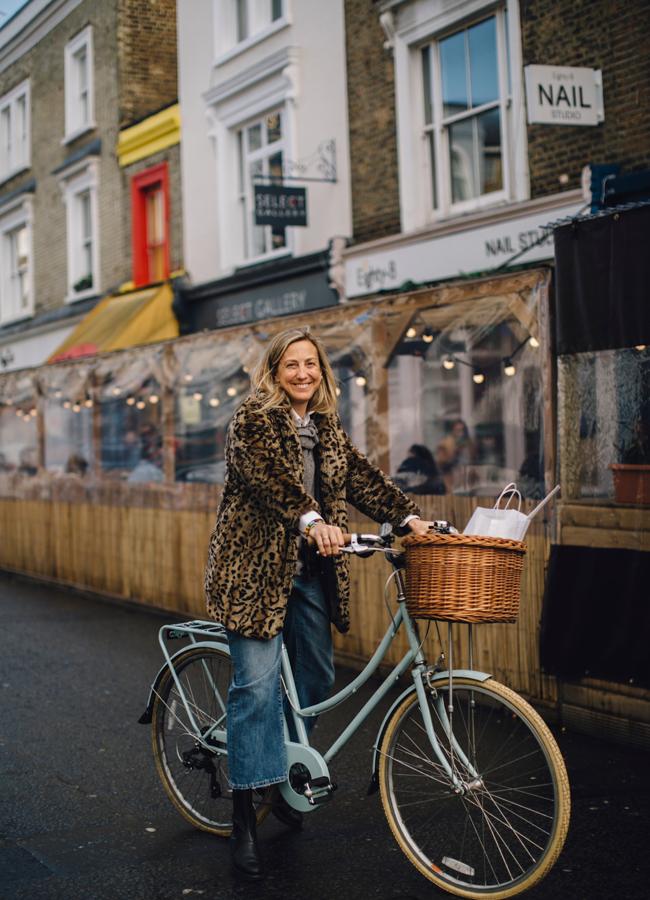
389 307 545 499
99 377 163 482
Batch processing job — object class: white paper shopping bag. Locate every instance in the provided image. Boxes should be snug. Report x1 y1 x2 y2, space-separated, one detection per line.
463 483 561 541
463 483 530 541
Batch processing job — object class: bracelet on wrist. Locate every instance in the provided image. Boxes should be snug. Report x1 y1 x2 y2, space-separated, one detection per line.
304 518 324 536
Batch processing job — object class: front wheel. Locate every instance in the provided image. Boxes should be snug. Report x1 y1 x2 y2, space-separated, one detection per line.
378 678 570 898
151 645 272 836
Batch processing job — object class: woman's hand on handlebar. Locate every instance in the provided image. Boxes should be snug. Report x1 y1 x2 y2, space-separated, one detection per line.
306 520 346 556
407 517 438 537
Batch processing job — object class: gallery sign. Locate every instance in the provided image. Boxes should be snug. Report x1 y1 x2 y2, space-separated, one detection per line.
345 196 585 298
254 184 308 226
524 65 604 126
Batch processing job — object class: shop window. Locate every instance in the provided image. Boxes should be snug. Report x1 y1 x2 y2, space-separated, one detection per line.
0 395 38 478
388 297 545 499
559 347 649 504
64 26 95 141
131 163 170 287
98 376 164 483
0 199 33 325
237 110 287 261
0 79 30 183
58 159 99 301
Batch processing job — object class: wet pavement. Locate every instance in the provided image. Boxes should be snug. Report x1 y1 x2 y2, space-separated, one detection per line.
1 571 648 900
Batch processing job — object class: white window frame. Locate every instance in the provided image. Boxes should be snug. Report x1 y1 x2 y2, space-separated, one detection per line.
58 158 100 302
213 0 290 66
237 108 290 263
0 196 34 325
390 0 529 231
205 46 299 271
0 80 31 185
64 25 95 143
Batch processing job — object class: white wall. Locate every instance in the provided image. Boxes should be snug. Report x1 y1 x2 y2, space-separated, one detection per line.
177 0 352 284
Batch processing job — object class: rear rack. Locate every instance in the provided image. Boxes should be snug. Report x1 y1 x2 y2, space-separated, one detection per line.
160 620 228 642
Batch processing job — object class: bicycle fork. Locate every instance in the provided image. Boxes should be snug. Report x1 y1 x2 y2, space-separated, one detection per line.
400 580 481 795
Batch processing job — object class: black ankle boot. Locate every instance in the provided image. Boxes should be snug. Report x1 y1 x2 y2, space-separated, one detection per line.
231 789 265 880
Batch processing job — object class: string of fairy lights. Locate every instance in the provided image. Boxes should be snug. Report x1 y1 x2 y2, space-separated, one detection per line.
404 322 541 383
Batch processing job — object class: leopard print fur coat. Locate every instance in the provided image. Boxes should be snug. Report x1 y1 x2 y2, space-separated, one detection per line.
204 395 419 639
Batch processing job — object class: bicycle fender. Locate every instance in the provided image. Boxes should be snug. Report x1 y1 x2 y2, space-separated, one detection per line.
138 639 230 724
367 669 492 795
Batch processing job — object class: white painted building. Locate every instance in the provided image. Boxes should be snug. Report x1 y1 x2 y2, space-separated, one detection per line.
177 0 352 286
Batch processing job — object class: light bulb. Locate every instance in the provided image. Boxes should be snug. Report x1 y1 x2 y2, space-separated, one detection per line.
635 344 646 351
442 356 456 370
63 400 72 409
504 359 516 377
192 392 203 401
405 326 417 339
29 407 37 417
112 387 121 396
209 397 220 408
183 373 193 382
355 375 367 387
149 394 159 404
72 403 81 413
136 400 146 410
126 396 135 406
84 398 93 408
335 386 341 397
422 331 434 343
472 371 485 385
54 390 62 399
226 386 237 397
528 336 540 349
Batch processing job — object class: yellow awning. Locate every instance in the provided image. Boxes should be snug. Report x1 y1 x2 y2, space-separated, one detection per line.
49 283 178 362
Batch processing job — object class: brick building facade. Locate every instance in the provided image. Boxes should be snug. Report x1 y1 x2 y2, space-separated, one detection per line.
0 0 180 371
345 0 650 248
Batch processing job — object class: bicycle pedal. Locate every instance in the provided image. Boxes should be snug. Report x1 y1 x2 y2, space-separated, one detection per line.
302 777 337 806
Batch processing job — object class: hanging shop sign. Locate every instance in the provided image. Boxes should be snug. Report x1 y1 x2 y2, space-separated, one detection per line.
254 184 308 226
524 65 604 126
345 195 584 298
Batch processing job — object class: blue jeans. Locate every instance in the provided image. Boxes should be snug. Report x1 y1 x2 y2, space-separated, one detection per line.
226 573 336 790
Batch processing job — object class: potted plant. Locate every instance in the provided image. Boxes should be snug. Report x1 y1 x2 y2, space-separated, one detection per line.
610 409 650 505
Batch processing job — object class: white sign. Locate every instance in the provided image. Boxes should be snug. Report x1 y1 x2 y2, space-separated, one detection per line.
525 65 603 126
345 198 584 298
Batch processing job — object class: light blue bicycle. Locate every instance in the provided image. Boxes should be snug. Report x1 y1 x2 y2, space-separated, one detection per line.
140 526 570 899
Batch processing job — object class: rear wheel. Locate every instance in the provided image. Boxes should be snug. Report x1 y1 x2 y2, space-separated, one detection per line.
152 645 273 836
378 678 570 898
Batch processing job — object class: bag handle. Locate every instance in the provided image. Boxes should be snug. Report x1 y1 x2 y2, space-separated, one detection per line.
494 482 522 511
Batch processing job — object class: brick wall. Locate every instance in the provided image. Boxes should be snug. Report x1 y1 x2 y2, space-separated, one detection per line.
0 0 123 315
117 0 178 129
344 0 401 244
521 0 650 197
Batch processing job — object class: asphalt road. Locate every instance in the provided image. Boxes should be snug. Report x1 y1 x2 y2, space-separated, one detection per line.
1 571 648 900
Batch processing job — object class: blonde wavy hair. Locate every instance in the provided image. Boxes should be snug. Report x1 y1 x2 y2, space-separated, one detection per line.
250 327 338 415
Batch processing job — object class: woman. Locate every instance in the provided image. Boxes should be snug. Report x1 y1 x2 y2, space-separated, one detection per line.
395 443 446 495
204 328 435 880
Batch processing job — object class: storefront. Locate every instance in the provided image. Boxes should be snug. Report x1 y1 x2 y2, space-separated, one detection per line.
0 229 647 745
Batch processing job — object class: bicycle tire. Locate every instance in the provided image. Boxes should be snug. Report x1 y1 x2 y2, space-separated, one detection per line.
378 677 570 899
151 644 273 836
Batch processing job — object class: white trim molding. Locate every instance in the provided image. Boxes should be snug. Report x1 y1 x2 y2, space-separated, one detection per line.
57 156 100 303
387 0 529 232
63 25 96 143
0 194 35 325
0 78 31 185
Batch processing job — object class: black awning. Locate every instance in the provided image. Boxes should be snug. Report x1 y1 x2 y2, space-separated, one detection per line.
553 205 650 354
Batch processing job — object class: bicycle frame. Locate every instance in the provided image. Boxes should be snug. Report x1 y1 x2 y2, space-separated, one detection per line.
147 562 488 794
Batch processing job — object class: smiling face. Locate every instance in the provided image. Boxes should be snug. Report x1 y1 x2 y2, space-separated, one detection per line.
275 339 323 415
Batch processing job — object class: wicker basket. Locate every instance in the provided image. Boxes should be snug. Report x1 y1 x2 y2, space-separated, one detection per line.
402 532 527 623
